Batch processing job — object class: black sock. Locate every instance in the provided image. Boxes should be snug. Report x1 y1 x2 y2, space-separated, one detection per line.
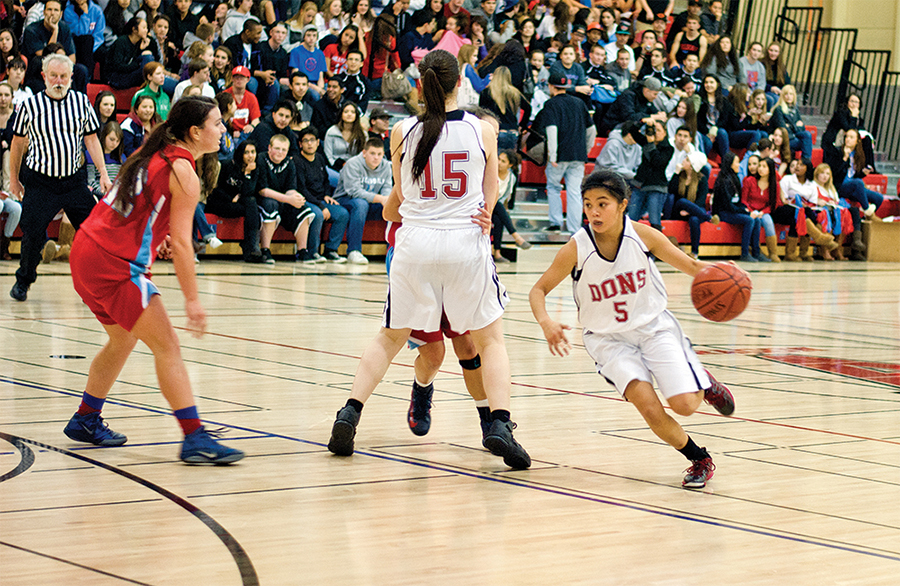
490 409 510 423
298 248 307 256
677 437 709 461
477 406 491 423
346 399 364 414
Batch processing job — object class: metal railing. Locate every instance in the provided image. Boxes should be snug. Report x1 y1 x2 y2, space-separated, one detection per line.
873 72 900 161
733 0 786 55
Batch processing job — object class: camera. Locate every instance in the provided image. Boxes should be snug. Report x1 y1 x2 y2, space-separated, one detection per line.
641 122 657 136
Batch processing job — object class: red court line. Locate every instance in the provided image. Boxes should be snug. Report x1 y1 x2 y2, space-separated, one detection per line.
190 329 900 447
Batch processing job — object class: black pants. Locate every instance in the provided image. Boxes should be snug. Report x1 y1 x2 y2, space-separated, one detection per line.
491 201 516 251
16 166 95 287
206 189 261 255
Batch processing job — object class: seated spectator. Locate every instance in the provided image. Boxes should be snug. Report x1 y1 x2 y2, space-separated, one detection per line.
225 65 261 137
349 0 376 37
548 44 591 98
770 84 811 159
723 83 765 151
254 21 290 113
192 153 224 256
207 140 265 262
282 71 315 126
596 121 642 182
739 41 766 92
601 77 664 134
363 15 401 96
492 149 531 263
215 91 236 161
336 50 371 112
87 121 124 198
398 9 435 71
822 128 883 219
221 0 264 44
256 133 315 264
605 48 633 94
762 41 790 108
151 14 180 72
769 126 792 176
294 125 351 263
711 151 763 262
701 0 727 44
668 53 703 95
93 89 117 127
0 82 18 259
701 37 741 93
822 93 877 172
102 0 131 49
249 99 300 160
669 12 707 66
107 17 156 89
164 0 202 51
311 78 347 137
666 0 704 48
289 24 327 98
222 19 262 94
285 2 318 51
636 47 671 85
479 65 530 150
605 23 635 71
121 95 160 157
132 61 172 122
697 74 730 157
366 106 391 159
6 57 31 109
668 133 717 260
0 29 23 83
211 46 233 92
64 0 105 79
182 22 216 54
740 155 780 262
812 162 866 261
779 156 818 260
738 137 773 182
332 138 392 264
633 0 675 34
325 24 365 76
135 0 162 29
626 118 673 232
22 0 89 93
632 29 659 72
173 59 216 102
315 0 348 40
324 102 366 184
747 87 773 133
457 44 488 108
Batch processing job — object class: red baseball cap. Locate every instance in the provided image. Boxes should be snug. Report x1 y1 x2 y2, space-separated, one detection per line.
231 66 251 77
587 22 601 32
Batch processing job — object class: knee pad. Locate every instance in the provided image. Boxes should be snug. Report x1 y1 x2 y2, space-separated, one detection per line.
458 354 481 371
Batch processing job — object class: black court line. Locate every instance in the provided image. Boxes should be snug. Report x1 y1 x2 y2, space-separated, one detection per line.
0 432 259 586
0 435 34 482
0 540 155 585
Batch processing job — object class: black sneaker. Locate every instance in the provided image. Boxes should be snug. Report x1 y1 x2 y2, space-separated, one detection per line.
9 281 28 302
260 248 275 264
703 370 735 416
243 251 267 264
64 412 127 446
407 382 433 436
482 419 531 469
324 250 346 264
328 405 360 456
683 456 715 488
542 225 562 233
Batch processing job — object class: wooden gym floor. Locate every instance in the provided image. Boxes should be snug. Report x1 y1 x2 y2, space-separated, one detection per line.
1 251 898 585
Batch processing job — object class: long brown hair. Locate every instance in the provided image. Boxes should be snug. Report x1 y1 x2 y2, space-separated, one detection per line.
410 50 458 183
763 42 787 86
844 128 867 174
338 103 366 154
728 83 750 116
112 96 219 213
487 65 521 116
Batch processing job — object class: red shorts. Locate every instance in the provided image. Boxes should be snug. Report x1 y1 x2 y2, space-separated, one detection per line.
407 312 467 349
70 232 159 331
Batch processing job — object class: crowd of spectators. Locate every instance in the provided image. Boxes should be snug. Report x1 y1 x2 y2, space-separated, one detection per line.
0 0 888 264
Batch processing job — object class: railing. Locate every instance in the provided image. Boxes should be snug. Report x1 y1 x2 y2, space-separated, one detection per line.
806 28 858 117
733 0 786 55
873 72 900 161
774 7 823 102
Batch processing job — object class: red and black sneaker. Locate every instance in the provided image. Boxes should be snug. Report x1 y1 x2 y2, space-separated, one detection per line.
683 456 715 489
407 382 434 436
703 370 735 416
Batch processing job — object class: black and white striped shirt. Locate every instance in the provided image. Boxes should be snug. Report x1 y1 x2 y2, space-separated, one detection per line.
13 90 100 178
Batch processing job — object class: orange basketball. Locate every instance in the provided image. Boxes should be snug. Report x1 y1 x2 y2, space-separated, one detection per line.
691 263 752 322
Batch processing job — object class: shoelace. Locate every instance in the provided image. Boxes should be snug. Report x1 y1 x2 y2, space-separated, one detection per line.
202 426 230 439
411 391 432 418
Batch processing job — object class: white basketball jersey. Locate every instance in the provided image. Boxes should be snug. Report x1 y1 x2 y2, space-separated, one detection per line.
572 219 669 334
398 110 486 229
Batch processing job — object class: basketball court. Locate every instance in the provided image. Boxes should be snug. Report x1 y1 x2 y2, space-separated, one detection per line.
1 251 898 585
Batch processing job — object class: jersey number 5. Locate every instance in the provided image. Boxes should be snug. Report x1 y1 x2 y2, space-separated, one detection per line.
421 152 469 200
614 301 628 323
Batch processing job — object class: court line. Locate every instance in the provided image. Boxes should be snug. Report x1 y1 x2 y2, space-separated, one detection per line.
0 540 155 585
0 431 259 586
0 435 34 482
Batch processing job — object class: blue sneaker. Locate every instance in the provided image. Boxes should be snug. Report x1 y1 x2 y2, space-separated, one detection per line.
64 412 127 446
482 419 531 469
180 427 245 464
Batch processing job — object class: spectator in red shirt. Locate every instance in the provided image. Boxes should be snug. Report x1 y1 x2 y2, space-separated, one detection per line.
225 65 260 137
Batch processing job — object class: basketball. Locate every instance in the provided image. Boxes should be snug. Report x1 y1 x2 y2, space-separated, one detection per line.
691 263 752 322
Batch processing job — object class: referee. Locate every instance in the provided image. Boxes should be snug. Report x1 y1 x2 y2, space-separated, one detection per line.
9 54 110 302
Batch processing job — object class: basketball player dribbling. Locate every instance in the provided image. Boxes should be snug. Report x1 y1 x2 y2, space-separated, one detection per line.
63 97 244 464
529 169 741 488
327 49 531 469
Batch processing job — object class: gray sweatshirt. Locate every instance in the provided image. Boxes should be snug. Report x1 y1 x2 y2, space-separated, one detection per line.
333 153 392 203
595 129 641 181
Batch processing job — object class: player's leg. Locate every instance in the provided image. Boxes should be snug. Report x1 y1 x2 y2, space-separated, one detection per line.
449 333 491 436
130 296 244 464
407 339 444 436
469 319 531 469
328 326 412 456
63 323 137 447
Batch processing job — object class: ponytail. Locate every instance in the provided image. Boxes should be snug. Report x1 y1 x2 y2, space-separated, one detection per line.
411 50 459 183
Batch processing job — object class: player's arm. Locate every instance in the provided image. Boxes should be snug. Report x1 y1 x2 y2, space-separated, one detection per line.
481 119 499 215
529 240 578 356
389 120 405 202
169 159 206 337
632 221 710 277
383 184 403 222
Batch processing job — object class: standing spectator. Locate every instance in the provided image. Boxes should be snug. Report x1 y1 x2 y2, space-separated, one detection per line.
770 85 811 159
132 61 172 121
700 35 741 92
294 126 350 263
254 21 290 112
121 94 160 156
22 0 89 93
479 65 529 150
332 138 392 264
337 50 370 112
8 54 110 302
63 0 105 79
225 65 261 136
739 41 766 92
173 59 215 101
288 24 327 98
535 73 594 234
206 140 266 262
107 17 155 89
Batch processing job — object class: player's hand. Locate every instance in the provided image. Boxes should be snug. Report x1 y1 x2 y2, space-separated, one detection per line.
540 319 572 357
185 299 207 338
471 206 492 234
157 234 173 259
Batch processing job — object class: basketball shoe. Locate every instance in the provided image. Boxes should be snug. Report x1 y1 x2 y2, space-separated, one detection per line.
482 420 532 469
328 405 360 456
180 427 245 464
64 412 128 446
703 370 735 416
407 382 433 436
683 456 715 488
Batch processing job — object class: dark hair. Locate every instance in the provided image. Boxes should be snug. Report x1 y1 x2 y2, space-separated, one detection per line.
363 137 384 150
104 0 129 36
233 140 257 173
716 151 741 196
671 97 697 140
124 16 145 37
44 42 65 55
795 156 813 181
347 49 364 61
411 8 434 29
410 50 458 182
299 125 319 141
215 90 234 115
112 96 219 213
499 148 520 167
242 19 262 34
843 128 867 173
100 121 125 163
8 55 26 71
93 90 117 122
754 157 779 212
188 58 209 76
701 35 740 75
337 24 362 51
0 28 20 77
461 105 499 125
273 99 296 117
581 168 631 203
290 71 309 83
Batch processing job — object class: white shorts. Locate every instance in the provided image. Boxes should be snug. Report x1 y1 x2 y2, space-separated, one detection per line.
384 224 508 333
582 311 711 399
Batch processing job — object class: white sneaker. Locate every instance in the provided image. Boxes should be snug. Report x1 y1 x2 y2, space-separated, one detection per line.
347 250 369 264
207 236 223 249
865 203 877 217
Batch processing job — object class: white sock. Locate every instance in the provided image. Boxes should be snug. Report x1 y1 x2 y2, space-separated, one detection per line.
415 378 433 388
474 399 489 408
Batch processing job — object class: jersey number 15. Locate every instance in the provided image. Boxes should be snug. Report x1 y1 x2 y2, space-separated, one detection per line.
421 152 469 200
